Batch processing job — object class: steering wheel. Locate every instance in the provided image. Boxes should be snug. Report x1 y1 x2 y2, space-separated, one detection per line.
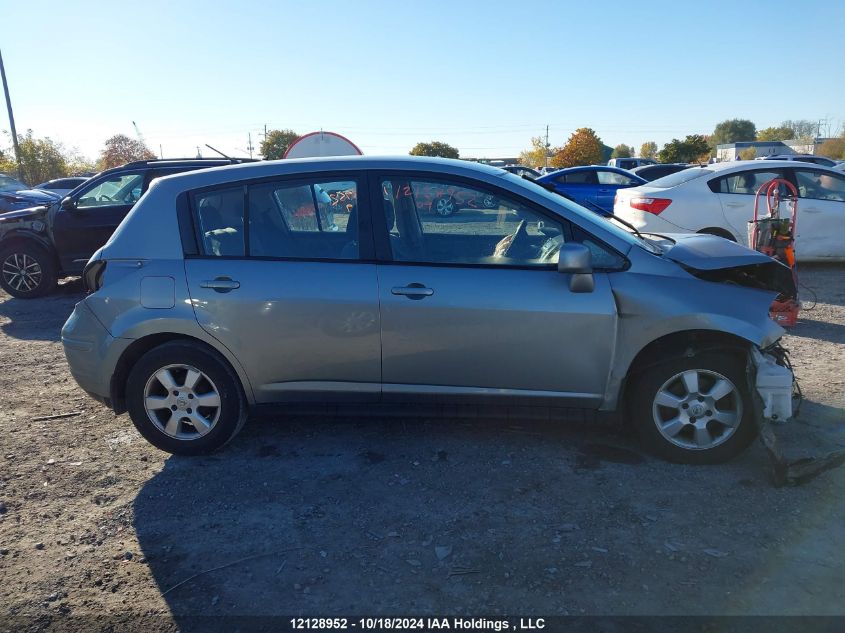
96 194 111 202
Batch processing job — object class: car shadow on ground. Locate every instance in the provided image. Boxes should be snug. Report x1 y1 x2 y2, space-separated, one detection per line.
131 409 845 622
0 279 83 341
788 319 845 344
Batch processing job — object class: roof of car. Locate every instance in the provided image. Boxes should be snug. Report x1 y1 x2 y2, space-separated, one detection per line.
706 160 841 172
148 156 510 192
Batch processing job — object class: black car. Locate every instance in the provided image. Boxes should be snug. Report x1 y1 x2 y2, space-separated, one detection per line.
0 173 62 213
0 158 255 298
501 165 541 179
630 163 690 182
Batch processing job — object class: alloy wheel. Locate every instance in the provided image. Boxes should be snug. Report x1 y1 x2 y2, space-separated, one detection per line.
435 197 455 216
651 369 742 451
143 364 222 440
2 253 42 293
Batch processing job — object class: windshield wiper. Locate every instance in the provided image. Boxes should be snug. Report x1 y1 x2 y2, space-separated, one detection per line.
606 214 645 240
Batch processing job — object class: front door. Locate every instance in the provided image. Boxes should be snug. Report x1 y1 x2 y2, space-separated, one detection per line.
183 175 381 403
51 170 147 271
373 175 618 406
790 168 845 260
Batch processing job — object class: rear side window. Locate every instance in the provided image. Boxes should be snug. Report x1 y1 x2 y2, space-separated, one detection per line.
557 171 596 184
710 170 783 194
194 187 245 256
247 179 359 259
648 168 712 188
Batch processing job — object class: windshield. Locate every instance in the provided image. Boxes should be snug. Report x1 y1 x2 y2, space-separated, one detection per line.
647 167 713 188
0 175 28 192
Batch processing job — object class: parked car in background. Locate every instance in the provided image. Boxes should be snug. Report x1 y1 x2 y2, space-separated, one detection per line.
0 158 255 298
501 165 541 179
34 176 90 198
62 155 794 464
536 166 646 214
630 163 690 182
411 181 499 216
759 154 839 167
834 161 845 173
607 158 657 170
0 173 62 213
613 160 845 261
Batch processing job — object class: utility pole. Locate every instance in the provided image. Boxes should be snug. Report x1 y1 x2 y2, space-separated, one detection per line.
247 132 254 159
159 144 164 159
0 48 23 181
544 124 550 169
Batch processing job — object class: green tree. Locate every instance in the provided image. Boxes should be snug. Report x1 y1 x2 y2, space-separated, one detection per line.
0 130 69 185
260 129 299 160
409 141 460 159
611 144 633 159
518 136 551 169
756 126 794 142
98 134 155 170
550 128 604 168
639 141 658 160
711 119 757 147
658 135 710 163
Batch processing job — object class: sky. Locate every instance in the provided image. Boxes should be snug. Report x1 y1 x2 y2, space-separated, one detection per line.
2 0 844 161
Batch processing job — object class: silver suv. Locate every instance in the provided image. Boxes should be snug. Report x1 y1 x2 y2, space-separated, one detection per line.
61 157 796 463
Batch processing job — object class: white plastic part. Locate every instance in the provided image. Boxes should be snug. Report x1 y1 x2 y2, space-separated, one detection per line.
283 131 363 159
751 348 794 421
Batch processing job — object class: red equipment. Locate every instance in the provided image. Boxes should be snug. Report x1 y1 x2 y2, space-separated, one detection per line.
748 178 800 326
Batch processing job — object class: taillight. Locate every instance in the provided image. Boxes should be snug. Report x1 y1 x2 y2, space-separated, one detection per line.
630 197 672 214
82 259 107 293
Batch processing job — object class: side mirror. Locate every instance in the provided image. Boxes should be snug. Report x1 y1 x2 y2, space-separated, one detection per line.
558 243 594 293
60 196 77 210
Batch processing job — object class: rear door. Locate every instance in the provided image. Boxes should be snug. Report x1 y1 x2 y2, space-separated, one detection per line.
183 173 382 403
596 169 641 212
790 168 845 259
711 167 786 245
372 174 619 405
51 170 148 271
554 170 599 208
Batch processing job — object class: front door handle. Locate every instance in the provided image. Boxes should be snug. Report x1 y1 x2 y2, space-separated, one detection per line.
200 277 240 293
725 202 745 208
391 283 434 300
597 188 611 193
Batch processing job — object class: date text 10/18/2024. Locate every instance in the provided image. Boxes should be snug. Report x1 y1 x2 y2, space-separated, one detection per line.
290 618 546 631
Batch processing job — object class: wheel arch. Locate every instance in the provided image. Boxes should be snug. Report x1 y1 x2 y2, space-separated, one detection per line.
619 329 753 414
109 332 253 414
0 231 57 261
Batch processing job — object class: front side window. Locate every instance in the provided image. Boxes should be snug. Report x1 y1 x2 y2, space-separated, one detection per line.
794 170 845 202
77 173 144 209
381 178 565 266
194 187 245 257
248 179 358 259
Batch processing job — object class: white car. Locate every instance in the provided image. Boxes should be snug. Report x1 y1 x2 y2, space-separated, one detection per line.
614 160 845 261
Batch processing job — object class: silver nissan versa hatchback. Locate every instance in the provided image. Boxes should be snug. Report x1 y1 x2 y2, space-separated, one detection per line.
61 156 796 463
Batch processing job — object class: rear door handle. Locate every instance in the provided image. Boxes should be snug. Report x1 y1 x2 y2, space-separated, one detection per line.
803 207 821 214
598 188 611 193
725 202 745 208
200 277 240 292
391 284 434 299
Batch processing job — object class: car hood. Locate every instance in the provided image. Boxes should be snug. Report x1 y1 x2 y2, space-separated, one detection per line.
0 205 49 222
0 188 60 203
656 233 795 296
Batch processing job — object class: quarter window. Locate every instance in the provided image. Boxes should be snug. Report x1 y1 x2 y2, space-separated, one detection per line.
194 187 245 257
380 178 565 266
77 173 144 209
794 170 845 202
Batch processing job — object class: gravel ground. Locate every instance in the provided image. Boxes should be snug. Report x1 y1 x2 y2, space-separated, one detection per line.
0 267 843 630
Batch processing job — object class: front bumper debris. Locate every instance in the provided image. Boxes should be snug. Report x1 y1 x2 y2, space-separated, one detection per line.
751 344 845 486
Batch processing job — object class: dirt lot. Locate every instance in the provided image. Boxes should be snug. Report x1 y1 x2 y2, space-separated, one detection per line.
1 267 844 629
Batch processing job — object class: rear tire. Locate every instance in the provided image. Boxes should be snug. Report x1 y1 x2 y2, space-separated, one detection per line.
629 352 756 464
126 341 247 455
0 242 57 298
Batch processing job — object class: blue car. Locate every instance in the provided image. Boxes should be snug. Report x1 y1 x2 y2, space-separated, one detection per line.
536 166 646 214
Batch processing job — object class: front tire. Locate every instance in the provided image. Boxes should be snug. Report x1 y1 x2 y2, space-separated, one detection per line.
0 242 57 298
629 352 756 464
126 341 247 455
